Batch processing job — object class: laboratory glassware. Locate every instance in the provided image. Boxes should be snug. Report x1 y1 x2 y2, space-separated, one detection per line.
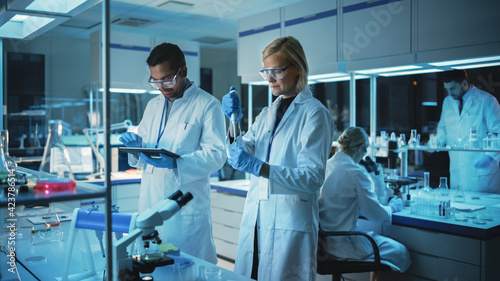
39 120 74 179
452 184 466 203
0 135 10 182
437 177 451 218
0 131 17 172
408 129 419 148
398 134 406 148
466 126 481 149
454 127 465 148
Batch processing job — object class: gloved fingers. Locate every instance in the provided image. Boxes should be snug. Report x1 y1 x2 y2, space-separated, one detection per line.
138 152 153 164
159 153 173 161
228 146 244 168
120 132 142 146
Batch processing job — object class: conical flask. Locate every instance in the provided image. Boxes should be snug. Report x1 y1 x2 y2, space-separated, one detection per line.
39 120 74 179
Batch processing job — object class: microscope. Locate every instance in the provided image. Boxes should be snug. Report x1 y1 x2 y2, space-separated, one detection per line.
62 190 193 281
385 140 418 204
113 190 193 280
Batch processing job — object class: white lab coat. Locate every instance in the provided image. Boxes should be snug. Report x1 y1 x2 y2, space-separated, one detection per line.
233 88 334 281
319 152 411 272
128 82 226 263
437 85 500 193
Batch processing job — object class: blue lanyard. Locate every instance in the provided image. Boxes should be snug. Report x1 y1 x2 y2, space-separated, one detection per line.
156 99 168 148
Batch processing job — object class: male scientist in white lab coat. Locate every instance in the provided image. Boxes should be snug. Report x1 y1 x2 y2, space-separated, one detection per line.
436 69 500 193
119 43 226 263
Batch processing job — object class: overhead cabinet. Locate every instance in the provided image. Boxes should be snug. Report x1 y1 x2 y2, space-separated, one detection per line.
341 0 411 61
237 0 500 79
284 0 338 76
90 31 201 90
237 8 282 83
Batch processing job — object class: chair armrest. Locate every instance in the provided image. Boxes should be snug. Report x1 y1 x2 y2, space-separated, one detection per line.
318 229 382 264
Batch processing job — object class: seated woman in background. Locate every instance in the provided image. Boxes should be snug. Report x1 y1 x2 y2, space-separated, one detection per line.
319 127 411 281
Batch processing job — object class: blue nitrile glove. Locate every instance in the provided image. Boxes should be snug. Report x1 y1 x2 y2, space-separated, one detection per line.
139 152 176 169
228 146 263 177
222 86 243 123
387 197 403 213
474 155 496 169
119 132 142 148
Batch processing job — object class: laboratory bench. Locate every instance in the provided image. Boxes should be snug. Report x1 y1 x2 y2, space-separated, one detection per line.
209 180 500 281
0 211 253 281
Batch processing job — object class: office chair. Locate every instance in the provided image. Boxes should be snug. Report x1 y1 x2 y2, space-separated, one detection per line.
317 229 391 281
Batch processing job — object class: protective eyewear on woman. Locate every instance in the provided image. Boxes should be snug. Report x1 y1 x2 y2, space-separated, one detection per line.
259 65 292 81
149 67 182 89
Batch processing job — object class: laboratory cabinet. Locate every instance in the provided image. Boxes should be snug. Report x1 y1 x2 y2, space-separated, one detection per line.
416 0 500 53
283 0 338 75
237 8 282 83
415 0 500 64
90 31 201 90
341 0 412 62
210 189 246 261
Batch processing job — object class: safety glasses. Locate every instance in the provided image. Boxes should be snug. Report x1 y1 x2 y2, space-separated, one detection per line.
259 65 292 81
149 67 182 89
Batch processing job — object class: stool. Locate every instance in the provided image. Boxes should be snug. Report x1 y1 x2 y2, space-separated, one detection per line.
317 229 391 281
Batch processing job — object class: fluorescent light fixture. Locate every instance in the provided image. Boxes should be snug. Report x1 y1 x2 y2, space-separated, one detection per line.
451 62 500 70
26 0 87 14
99 88 148 94
0 14 55 39
11 15 29 22
309 73 347 80
249 81 269 86
429 56 500 67
422 102 438 106
379 68 443 77
316 74 368 83
356 65 422 75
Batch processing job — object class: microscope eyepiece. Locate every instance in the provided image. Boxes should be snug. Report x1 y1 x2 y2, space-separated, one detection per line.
177 192 193 207
167 190 183 201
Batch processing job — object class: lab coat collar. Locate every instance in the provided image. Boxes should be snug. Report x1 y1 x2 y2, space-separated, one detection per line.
268 87 314 135
460 84 478 117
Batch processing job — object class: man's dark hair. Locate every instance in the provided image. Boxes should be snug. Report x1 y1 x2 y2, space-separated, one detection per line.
147 43 186 70
442 69 469 83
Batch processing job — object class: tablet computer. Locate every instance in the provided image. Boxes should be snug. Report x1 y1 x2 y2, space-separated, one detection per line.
119 147 180 159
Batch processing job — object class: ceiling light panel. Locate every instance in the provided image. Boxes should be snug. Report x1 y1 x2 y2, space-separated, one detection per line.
26 0 87 14
0 14 55 39
156 1 194 12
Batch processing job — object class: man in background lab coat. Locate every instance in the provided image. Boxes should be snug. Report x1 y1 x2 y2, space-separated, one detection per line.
119 43 226 263
436 70 500 193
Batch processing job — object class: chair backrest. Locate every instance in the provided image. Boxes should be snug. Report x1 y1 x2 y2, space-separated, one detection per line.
317 229 390 276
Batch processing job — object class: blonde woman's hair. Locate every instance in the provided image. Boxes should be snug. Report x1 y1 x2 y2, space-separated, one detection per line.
337 127 369 155
262 36 308 93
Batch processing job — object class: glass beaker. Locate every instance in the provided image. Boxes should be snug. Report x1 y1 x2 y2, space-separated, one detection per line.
466 126 481 149
408 129 419 148
39 120 74 179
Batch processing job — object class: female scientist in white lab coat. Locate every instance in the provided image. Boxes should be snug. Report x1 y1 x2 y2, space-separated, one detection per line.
436 70 500 193
319 127 410 281
120 43 226 263
222 36 335 280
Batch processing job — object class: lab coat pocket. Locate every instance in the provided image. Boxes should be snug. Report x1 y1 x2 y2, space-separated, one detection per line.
173 123 202 153
275 194 314 233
